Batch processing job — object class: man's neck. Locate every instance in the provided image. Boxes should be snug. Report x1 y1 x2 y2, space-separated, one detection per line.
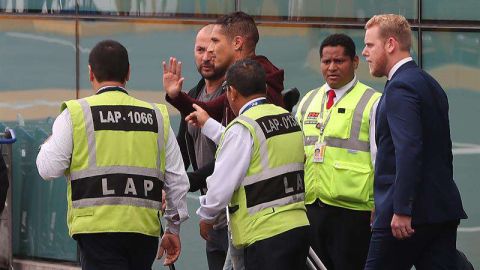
235 50 256 62
204 77 224 94
386 51 411 77
93 81 125 92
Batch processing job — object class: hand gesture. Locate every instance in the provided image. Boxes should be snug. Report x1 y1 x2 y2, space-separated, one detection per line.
163 57 184 99
185 104 210 128
157 232 181 266
391 214 415 239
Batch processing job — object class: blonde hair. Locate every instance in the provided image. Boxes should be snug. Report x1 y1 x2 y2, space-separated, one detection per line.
365 14 412 51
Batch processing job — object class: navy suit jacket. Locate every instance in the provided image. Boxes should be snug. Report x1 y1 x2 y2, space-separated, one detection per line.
373 61 467 229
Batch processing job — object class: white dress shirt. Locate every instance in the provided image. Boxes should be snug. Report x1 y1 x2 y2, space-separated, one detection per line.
388 57 413 80
196 98 266 222
36 87 189 234
326 76 379 166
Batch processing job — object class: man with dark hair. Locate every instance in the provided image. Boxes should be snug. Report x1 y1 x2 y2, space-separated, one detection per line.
37 40 190 270
296 33 381 270
163 11 284 126
176 24 230 270
185 59 309 270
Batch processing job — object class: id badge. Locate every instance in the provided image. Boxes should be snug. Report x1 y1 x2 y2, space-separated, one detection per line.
313 142 326 163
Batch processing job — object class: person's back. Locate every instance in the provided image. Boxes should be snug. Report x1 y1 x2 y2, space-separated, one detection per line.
192 60 310 270
37 40 189 270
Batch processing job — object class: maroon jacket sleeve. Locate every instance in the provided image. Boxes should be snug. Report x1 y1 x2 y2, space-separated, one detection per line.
165 92 226 122
254 55 285 108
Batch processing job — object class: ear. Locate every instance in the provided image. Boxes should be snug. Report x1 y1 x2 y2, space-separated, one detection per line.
232 36 244 51
385 37 396 54
229 85 239 101
353 55 359 69
125 65 131 82
88 65 94 82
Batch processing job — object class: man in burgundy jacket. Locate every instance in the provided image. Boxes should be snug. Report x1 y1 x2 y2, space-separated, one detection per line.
164 11 285 126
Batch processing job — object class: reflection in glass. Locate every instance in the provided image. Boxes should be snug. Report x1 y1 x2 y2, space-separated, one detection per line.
0 19 77 261
0 0 76 14
422 31 480 267
423 0 480 21
78 0 235 16
241 0 417 20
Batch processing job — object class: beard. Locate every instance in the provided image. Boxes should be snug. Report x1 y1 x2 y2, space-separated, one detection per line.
199 62 228 81
369 52 388 78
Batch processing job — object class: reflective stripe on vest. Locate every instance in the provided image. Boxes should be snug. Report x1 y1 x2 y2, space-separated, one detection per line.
299 82 380 209
225 104 309 247
234 114 305 215
300 87 376 152
71 99 165 182
68 99 165 210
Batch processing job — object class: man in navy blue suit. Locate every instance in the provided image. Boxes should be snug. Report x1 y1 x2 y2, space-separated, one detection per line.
362 14 467 269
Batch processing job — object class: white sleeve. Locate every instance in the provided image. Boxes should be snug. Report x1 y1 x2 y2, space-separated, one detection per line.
369 99 379 167
196 123 252 222
201 118 226 145
36 109 73 180
163 127 190 234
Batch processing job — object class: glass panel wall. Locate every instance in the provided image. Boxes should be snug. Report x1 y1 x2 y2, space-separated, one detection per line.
423 31 480 264
0 0 76 14
78 0 235 16
422 0 480 21
241 0 417 19
0 18 77 261
1 0 480 268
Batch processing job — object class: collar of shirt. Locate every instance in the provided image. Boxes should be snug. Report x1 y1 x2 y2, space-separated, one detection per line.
239 97 267 115
388 57 413 80
325 75 357 101
96 85 128 94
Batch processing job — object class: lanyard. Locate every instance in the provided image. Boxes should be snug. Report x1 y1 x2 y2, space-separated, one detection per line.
316 80 358 138
241 98 268 114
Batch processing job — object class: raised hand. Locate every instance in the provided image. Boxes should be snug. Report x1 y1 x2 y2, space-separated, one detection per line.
162 57 184 98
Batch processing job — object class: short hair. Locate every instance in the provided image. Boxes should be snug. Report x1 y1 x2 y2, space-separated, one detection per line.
88 40 129 83
320 33 356 60
226 59 266 97
215 11 259 51
365 14 412 51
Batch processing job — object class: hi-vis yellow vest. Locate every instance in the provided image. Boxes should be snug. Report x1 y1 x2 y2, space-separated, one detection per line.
221 103 309 248
62 88 169 237
296 81 381 211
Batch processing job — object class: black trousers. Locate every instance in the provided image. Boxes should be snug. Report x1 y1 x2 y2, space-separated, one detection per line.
76 233 158 270
365 221 459 270
306 201 371 270
244 226 309 270
206 226 229 270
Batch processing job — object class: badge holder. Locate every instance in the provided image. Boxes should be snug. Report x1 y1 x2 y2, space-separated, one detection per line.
313 142 326 163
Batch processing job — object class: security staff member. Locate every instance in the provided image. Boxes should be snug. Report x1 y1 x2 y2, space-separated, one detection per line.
186 59 309 270
36 40 189 270
296 34 381 270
